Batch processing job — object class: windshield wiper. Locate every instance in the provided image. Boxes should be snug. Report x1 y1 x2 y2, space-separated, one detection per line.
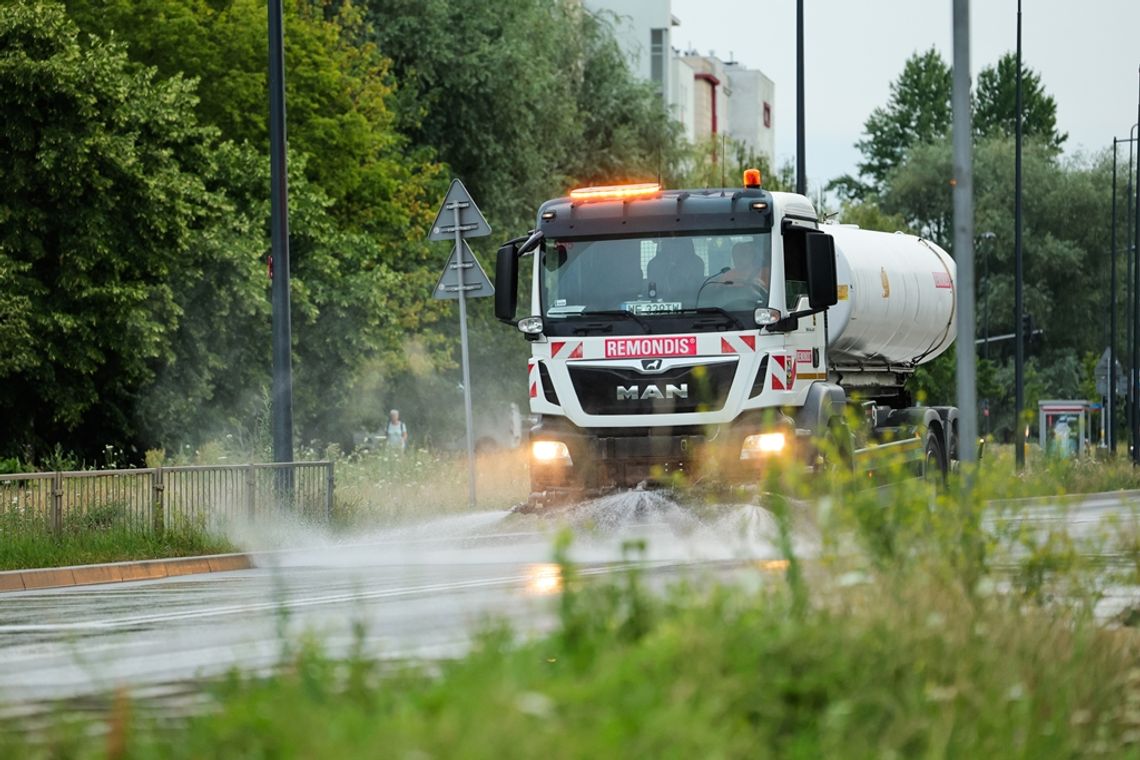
677 307 746 330
577 309 653 331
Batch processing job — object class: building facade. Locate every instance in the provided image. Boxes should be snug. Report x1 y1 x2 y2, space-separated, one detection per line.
585 0 775 166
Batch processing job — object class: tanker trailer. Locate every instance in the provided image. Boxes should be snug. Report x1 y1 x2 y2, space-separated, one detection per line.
493 175 961 505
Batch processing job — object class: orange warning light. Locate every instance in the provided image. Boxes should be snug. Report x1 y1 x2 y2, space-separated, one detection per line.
568 182 661 202
743 168 762 188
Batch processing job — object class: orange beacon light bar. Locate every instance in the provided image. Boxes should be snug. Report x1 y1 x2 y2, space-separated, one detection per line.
743 168 762 188
568 182 661 202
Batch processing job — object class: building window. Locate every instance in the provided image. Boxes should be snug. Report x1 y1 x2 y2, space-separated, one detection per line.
763 102 772 128
650 29 665 91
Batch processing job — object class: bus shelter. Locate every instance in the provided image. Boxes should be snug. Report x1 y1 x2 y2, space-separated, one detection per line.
1037 400 1091 458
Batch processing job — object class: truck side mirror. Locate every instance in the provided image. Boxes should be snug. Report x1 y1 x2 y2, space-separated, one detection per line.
495 242 519 322
805 232 838 310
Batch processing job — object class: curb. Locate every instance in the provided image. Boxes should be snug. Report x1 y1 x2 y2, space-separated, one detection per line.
988 489 1140 510
0 552 255 593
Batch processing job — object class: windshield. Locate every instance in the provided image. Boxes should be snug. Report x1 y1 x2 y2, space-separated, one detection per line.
541 232 772 332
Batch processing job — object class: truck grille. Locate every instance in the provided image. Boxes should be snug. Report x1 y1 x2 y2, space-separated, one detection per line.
569 361 737 415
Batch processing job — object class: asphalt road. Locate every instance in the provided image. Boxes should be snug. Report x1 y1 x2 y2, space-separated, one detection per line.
0 491 797 709
1 488 1137 711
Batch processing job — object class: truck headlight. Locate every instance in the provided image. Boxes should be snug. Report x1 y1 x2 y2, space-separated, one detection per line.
741 432 786 459
531 440 572 464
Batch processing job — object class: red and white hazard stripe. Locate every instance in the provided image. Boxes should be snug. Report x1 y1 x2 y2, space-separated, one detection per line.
528 358 539 399
770 353 798 391
550 340 583 360
719 334 757 354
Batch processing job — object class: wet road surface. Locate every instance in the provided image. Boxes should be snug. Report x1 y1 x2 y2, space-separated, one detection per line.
1 489 1138 709
0 492 798 707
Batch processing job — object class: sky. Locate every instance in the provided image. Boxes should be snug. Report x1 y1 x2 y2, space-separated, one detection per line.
670 0 1140 189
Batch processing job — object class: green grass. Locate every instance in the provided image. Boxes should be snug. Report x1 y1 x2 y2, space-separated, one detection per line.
0 516 235 571
331 446 530 524
5 538 1139 758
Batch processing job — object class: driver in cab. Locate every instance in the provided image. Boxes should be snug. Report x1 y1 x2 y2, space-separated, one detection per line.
699 241 770 309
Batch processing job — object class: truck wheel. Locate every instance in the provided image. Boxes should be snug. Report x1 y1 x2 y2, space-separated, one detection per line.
922 429 947 484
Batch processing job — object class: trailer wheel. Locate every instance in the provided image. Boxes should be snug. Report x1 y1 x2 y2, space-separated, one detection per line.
922 429 947 485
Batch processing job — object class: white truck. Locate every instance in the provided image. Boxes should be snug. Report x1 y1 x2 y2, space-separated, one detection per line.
494 173 959 505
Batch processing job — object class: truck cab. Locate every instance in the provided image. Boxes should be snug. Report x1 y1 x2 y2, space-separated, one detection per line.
495 175 854 502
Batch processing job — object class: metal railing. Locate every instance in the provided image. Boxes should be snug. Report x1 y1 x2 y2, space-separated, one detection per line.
0 461 334 536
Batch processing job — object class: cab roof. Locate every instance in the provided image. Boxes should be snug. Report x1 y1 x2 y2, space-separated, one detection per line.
536 186 778 239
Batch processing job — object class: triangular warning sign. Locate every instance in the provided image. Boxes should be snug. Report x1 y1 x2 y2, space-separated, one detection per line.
428 179 492 241
432 240 495 300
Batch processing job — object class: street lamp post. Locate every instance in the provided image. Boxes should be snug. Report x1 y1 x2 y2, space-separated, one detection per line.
795 0 806 196
1129 123 1138 462
1134 68 1140 463
1112 128 1138 455
1111 137 1119 453
268 0 294 480
1013 0 1025 470
951 0 977 466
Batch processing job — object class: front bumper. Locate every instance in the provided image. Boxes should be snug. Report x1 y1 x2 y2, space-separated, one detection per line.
529 412 798 490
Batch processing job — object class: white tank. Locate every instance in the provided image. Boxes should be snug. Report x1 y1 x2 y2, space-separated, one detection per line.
824 225 956 368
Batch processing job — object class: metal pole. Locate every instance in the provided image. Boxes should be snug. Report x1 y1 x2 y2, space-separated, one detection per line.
453 207 478 509
795 0 806 195
1129 132 1135 456
1013 0 1025 470
1134 71 1140 463
1128 127 1137 459
268 0 294 472
952 0 977 466
1111 138 1118 453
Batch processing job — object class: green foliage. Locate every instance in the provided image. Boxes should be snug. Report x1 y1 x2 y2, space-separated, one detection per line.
0 1 228 458
1 0 468 456
677 134 775 190
64 0 443 233
834 198 911 233
364 0 685 230
855 48 952 194
974 52 1067 151
880 136 1111 427
853 48 1066 198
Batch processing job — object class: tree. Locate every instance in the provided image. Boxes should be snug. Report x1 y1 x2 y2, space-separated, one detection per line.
974 52 1067 152
855 48 952 194
852 49 1065 199
878 134 1112 440
0 1 235 458
363 0 685 230
63 0 443 235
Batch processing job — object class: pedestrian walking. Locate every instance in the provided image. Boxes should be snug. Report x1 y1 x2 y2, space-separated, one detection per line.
386 409 408 452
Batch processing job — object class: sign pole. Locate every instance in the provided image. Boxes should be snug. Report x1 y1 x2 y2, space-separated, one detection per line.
428 179 492 510
453 203 478 509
